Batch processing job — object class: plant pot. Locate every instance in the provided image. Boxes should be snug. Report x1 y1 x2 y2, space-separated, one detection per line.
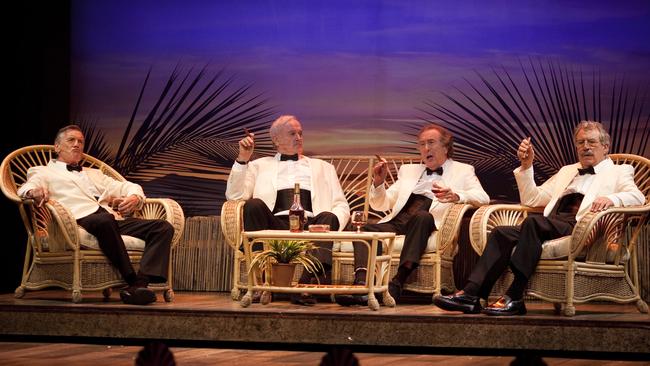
270 263 297 287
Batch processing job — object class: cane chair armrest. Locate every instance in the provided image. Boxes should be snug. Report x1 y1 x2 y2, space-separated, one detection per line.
3 186 21 204
40 199 81 252
141 198 185 248
569 204 650 263
18 198 46 251
469 204 544 255
220 199 245 251
17 198 37 234
437 203 474 256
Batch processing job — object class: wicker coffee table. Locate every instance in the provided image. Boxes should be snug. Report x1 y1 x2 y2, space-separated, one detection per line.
240 230 396 310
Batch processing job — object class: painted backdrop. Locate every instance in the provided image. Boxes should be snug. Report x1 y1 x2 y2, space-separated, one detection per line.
70 0 650 216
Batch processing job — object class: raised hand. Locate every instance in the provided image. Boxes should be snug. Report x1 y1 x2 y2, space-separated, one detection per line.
237 128 255 163
517 137 534 169
373 155 388 187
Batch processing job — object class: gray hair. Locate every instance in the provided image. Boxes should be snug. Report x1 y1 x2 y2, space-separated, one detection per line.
55 124 83 144
573 120 610 146
270 115 299 141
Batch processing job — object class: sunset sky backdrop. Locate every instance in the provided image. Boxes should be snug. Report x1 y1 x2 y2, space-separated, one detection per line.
70 0 649 158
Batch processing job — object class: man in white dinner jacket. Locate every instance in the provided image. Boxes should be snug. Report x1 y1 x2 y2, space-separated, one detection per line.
17 125 174 305
434 121 644 316
225 115 350 305
336 123 490 305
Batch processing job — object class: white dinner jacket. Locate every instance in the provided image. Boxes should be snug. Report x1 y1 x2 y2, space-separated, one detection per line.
369 159 490 229
225 154 350 229
17 160 145 220
514 157 644 222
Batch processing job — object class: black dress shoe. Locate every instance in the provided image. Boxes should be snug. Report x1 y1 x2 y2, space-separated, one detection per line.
334 280 368 306
120 287 156 305
482 295 527 316
388 278 403 303
334 294 368 306
290 293 317 306
433 291 482 314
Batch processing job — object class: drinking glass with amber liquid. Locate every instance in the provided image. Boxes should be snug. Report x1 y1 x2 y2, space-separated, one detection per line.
351 211 367 233
431 180 447 196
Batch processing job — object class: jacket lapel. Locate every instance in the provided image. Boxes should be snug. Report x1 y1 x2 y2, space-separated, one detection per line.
393 165 425 216
306 157 317 202
579 158 614 214
270 156 279 201
544 165 579 216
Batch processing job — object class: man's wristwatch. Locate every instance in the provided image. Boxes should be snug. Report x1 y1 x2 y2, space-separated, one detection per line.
236 160 248 165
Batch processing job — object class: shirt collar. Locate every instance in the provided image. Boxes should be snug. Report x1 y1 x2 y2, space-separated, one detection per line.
422 158 451 176
52 159 70 171
582 157 611 175
274 152 303 161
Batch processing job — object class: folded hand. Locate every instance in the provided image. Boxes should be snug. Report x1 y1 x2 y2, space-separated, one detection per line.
27 187 49 207
590 197 614 212
116 195 141 216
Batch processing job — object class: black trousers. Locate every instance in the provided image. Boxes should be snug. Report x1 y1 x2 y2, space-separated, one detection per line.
352 194 436 269
242 198 340 267
77 207 174 284
465 214 575 299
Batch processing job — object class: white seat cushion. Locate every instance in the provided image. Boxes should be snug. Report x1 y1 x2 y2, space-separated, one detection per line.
540 236 573 259
335 231 438 253
78 226 146 251
540 235 629 262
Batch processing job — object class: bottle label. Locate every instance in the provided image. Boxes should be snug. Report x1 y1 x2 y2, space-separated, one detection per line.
289 214 301 231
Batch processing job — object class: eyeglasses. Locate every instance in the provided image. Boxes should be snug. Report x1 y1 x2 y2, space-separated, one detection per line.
418 139 441 148
575 139 601 148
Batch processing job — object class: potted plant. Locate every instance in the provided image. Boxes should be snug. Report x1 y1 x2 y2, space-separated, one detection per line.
249 240 324 287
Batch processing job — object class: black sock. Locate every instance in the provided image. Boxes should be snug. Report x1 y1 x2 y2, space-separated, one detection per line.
320 263 332 283
354 268 367 284
505 268 528 301
125 272 138 287
462 281 480 297
299 263 331 284
133 272 149 288
298 268 314 284
394 262 416 284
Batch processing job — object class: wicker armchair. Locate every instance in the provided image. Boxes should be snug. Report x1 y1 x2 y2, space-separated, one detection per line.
469 154 650 316
0 145 185 303
221 155 476 301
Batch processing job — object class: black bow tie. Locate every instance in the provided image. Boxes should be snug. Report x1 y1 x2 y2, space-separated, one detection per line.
426 167 443 176
66 164 82 172
577 166 595 175
280 154 299 161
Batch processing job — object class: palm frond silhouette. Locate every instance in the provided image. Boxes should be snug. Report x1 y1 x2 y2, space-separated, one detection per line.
81 64 276 215
408 58 649 201
77 119 113 163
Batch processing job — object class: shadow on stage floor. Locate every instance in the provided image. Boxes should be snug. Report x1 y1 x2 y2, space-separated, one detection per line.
0 290 648 361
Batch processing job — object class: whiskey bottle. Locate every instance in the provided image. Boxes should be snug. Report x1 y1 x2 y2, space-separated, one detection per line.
289 183 305 232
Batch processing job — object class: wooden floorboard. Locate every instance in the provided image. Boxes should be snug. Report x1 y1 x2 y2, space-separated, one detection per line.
0 289 648 362
0 342 648 365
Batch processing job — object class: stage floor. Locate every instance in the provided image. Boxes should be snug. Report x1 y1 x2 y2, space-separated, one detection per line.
1 290 648 360
1 341 648 366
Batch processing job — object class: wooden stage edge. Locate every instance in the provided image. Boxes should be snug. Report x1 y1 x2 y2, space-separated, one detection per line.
0 291 648 360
